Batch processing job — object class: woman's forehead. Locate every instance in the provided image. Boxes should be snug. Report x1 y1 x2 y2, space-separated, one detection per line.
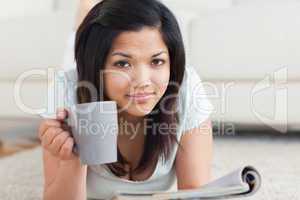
110 27 168 53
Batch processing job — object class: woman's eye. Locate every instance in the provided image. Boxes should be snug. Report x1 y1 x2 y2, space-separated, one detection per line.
114 61 130 68
152 59 165 66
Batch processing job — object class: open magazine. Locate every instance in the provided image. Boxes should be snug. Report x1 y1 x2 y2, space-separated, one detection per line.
110 165 261 200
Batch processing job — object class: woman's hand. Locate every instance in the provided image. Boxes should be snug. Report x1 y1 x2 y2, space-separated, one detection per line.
39 109 87 200
38 108 78 162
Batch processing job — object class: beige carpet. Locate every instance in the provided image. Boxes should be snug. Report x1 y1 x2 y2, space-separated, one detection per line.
0 132 299 200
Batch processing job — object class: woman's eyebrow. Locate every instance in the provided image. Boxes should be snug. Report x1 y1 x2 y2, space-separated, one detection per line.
152 51 167 57
111 52 132 58
111 51 167 58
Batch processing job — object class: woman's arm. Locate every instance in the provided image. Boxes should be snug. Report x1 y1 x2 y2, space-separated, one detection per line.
39 110 88 200
43 149 87 200
175 119 213 189
74 0 100 30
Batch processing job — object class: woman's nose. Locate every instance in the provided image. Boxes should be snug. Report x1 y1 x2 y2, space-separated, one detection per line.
131 65 152 88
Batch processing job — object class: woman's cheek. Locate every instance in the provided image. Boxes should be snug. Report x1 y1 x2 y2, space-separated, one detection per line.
104 72 130 100
154 72 170 96
157 83 168 97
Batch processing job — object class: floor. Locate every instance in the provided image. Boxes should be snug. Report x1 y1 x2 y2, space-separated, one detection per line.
0 118 40 157
212 131 300 200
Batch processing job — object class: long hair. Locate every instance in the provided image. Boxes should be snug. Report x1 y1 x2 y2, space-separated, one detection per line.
75 0 186 177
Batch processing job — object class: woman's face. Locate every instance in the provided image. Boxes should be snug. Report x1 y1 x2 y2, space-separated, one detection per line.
103 27 170 118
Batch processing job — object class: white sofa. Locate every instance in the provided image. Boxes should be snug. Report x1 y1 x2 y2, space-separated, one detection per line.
0 1 78 119
207 4 300 132
1 0 299 132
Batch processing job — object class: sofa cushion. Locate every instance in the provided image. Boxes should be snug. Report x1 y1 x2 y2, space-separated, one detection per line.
0 11 75 80
0 80 48 118
189 4 300 80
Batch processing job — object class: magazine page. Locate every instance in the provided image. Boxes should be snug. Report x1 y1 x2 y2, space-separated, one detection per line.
111 165 261 200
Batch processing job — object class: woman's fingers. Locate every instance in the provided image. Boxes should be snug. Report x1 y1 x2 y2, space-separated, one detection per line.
56 108 68 122
49 131 70 156
59 137 76 160
38 111 79 161
38 119 61 140
41 127 64 147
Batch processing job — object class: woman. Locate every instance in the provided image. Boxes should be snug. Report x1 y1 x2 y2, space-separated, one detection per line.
38 0 214 199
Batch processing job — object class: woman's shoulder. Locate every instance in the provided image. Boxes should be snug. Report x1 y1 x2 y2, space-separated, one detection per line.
176 65 214 136
178 65 202 102
177 65 205 115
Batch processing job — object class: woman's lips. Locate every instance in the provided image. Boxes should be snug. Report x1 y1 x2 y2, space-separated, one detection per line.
126 93 155 103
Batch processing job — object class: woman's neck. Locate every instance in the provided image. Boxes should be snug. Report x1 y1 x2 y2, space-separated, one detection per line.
117 111 147 139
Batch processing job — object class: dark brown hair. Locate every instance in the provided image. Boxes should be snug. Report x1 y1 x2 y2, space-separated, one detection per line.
75 0 186 177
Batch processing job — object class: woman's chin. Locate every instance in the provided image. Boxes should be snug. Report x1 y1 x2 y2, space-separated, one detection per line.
127 107 153 117
119 100 156 115
118 104 154 118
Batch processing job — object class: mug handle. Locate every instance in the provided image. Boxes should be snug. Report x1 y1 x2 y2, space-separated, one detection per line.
64 106 79 156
